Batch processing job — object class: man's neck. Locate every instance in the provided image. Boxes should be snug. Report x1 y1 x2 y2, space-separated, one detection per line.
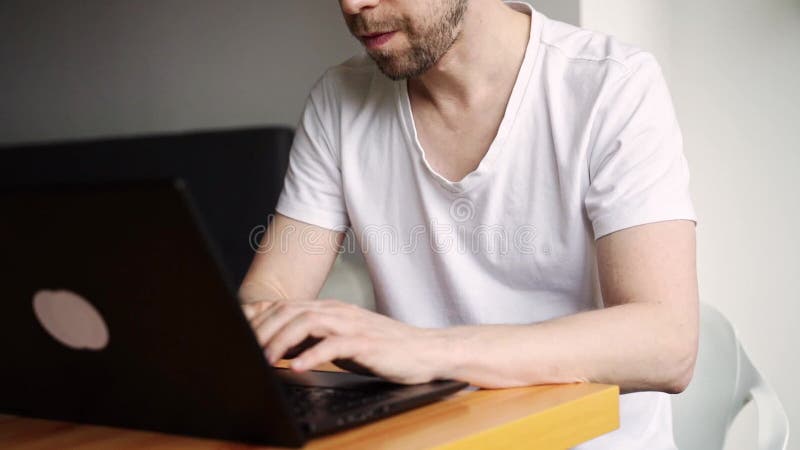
408 0 531 110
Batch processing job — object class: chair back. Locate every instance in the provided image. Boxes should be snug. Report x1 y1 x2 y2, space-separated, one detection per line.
672 303 789 449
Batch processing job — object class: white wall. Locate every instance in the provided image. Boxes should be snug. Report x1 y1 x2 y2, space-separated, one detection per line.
582 1 800 449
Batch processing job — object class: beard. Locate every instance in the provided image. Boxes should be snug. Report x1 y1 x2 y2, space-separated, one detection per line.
347 0 468 80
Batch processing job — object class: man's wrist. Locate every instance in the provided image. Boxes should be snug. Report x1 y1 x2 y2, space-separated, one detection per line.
420 326 468 381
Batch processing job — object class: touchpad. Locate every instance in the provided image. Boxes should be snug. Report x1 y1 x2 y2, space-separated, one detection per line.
274 368 398 389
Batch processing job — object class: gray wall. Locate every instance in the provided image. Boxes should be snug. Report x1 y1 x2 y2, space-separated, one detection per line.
582 1 800 448
670 2 799 448
0 0 581 320
0 1 360 144
0 0 575 145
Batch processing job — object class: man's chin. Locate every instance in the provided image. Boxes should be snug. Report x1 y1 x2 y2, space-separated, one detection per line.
375 64 412 81
365 53 410 80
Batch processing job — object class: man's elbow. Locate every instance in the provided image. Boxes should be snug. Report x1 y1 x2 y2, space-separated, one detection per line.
664 364 694 394
662 337 698 394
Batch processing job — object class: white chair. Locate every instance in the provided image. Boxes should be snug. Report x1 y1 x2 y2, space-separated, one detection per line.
671 302 789 449
318 251 375 310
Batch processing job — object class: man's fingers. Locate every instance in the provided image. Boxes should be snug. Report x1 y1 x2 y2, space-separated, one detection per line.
249 299 289 331
291 336 363 372
283 336 324 360
252 300 327 347
253 307 305 347
243 299 360 358
265 311 340 363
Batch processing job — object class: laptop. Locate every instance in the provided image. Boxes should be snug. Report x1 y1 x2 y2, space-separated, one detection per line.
0 179 468 447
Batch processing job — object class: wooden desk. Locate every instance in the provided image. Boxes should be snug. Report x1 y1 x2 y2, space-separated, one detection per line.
0 362 619 449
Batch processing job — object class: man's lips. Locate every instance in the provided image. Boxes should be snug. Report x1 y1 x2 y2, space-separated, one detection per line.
359 31 397 50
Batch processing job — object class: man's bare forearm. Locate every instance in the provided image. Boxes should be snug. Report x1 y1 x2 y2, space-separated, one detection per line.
429 301 697 394
238 279 290 304
238 214 345 305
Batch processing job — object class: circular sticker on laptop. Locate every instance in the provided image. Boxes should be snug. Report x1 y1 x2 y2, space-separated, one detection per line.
32 289 109 350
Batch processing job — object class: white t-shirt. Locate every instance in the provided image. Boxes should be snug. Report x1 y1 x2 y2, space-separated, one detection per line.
275 2 696 448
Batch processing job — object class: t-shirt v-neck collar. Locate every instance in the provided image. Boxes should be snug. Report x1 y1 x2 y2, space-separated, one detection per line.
396 1 543 194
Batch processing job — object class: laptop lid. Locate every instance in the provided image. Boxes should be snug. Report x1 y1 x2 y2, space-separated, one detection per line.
0 179 306 446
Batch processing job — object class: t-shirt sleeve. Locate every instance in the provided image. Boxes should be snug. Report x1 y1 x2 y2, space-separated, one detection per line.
584 52 697 240
275 73 350 231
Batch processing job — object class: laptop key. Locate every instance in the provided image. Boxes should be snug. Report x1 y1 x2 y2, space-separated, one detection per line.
285 385 393 418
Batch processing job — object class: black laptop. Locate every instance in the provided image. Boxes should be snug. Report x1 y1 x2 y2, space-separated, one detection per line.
0 179 468 447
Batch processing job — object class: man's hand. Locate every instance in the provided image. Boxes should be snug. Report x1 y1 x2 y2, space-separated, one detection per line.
241 299 444 385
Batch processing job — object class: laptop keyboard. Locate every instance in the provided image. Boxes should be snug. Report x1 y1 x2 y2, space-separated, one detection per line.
285 384 393 419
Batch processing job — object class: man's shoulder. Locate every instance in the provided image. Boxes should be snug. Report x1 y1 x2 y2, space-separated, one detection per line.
538 13 655 76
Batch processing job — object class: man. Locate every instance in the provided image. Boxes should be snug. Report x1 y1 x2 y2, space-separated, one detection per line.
240 0 699 448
